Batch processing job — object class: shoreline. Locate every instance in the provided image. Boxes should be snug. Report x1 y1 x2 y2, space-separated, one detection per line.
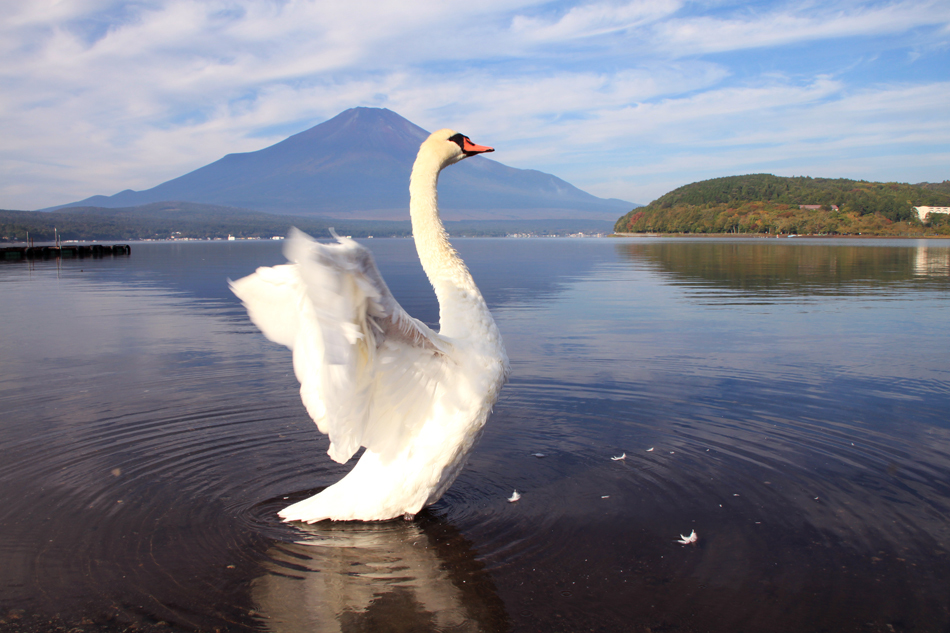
611 232 950 239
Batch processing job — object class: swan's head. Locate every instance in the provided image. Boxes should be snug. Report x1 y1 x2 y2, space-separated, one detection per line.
420 129 494 170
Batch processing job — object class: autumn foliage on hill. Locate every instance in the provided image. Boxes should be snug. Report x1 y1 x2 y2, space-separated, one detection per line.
615 175 950 236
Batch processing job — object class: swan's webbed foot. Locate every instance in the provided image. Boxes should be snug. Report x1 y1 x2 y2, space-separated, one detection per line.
403 512 416 521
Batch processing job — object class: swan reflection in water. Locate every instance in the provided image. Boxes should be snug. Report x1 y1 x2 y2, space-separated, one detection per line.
252 513 507 633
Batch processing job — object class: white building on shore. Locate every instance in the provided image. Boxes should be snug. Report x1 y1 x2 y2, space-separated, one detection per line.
913 206 950 221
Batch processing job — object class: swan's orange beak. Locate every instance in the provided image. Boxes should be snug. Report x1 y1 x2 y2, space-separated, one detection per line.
461 137 494 156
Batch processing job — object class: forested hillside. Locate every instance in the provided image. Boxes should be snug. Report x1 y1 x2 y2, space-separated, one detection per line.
0 203 382 241
615 175 950 236
915 181 950 195
0 202 612 242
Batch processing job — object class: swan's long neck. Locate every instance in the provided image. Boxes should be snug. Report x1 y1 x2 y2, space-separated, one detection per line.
409 153 485 335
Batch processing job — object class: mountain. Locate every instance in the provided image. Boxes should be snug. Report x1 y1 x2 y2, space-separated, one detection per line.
49 108 633 221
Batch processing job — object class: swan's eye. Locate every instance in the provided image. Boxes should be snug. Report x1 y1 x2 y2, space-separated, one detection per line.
448 133 467 150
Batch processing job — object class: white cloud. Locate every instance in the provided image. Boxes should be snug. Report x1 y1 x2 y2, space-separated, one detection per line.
0 0 948 209
653 0 950 56
511 0 681 41
565 80 950 201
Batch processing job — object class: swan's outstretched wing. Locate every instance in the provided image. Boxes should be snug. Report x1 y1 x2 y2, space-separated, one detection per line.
230 228 452 464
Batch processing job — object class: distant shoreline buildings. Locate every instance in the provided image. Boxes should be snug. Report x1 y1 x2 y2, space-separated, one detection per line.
913 206 950 221
796 204 949 223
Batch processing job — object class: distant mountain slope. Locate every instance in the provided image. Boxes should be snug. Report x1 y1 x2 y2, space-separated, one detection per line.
2 201 614 242
50 108 633 221
614 174 950 236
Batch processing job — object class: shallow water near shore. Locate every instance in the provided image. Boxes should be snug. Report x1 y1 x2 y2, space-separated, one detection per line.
1 237 949 632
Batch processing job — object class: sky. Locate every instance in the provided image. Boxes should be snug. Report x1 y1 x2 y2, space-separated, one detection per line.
1 0 949 210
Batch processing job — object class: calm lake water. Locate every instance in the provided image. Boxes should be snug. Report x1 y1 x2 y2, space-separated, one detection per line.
1 237 949 633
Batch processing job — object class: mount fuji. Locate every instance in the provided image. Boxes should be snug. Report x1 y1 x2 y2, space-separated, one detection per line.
50 108 633 221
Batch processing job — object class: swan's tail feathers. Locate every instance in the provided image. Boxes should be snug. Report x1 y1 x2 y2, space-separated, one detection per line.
279 493 333 524
278 468 409 523
279 494 366 524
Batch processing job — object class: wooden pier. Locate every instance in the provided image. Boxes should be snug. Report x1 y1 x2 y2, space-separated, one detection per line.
1 244 131 261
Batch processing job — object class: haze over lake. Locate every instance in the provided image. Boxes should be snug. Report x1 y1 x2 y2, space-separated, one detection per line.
1 237 949 632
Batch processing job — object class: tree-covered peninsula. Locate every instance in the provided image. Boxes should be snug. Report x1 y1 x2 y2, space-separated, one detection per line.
614 175 950 236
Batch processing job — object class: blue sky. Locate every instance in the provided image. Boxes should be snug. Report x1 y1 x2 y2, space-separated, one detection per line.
1 0 948 210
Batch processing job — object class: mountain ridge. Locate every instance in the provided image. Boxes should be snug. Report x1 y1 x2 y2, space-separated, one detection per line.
47 108 633 221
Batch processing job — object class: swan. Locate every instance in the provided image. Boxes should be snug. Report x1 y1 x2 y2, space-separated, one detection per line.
230 129 509 522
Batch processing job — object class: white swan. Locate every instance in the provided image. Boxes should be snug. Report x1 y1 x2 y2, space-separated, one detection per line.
230 129 509 522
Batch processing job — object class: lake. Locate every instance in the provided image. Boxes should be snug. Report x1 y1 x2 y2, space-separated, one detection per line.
1 236 949 632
